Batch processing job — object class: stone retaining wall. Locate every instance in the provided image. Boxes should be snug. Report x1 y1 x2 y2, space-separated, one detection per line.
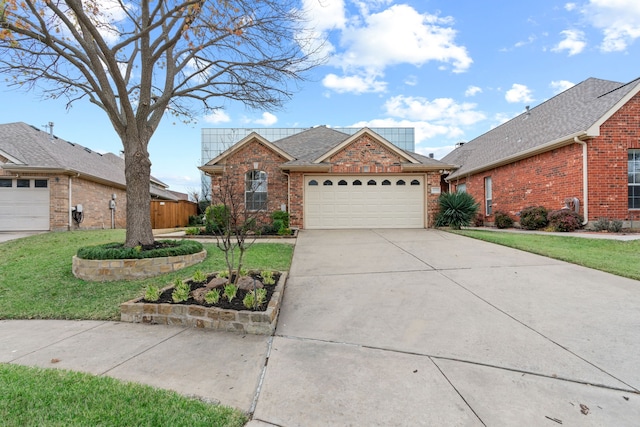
72 250 207 281
120 272 287 335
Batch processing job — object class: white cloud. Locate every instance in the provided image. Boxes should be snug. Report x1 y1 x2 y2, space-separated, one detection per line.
465 85 482 97
322 72 387 94
203 110 231 124
550 80 575 94
313 3 471 94
565 3 577 12
404 75 418 86
505 84 534 103
582 0 640 52
254 112 278 126
552 29 586 55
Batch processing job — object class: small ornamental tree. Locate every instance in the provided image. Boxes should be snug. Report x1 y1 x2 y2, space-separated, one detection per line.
0 0 322 247
209 173 265 285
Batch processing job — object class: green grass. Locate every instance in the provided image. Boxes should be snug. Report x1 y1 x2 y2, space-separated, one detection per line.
0 230 294 320
453 230 640 281
0 364 247 427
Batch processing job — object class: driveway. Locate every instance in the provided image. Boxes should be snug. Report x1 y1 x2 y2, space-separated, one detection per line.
251 229 640 426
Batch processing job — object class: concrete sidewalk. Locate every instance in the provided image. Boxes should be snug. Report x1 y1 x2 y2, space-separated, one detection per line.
2 229 639 425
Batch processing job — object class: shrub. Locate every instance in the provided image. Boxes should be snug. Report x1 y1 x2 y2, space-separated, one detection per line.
548 209 584 232
434 192 479 230
187 214 203 226
271 211 290 228
144 285 161 302
76 239 203 260
609 220 623 233
519 206 549 230
592 217 610 231
171 280 190 303
185 227 201 235
204 289 221 304
494 211 514 229
271 219 284 234
205 204 229 234
474 213 484 227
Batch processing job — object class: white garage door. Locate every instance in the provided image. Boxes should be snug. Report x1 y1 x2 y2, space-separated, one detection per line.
304 175 424 229
0 178 50 231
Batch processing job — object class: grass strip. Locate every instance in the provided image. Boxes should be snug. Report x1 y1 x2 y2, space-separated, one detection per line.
0 230 293 320
0 364 247 427
453 230 640 281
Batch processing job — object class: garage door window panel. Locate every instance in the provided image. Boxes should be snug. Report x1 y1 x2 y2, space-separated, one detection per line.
0 179 12 188
17 179 30 188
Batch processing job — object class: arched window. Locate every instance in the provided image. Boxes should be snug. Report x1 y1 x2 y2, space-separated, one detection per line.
308 179 318 186
367 179 377 185
396 179 406 185
382 179 391 186
338 180 348 186
246 170 267 211
353 180 362 186
323 180 333 186
410 179 420 186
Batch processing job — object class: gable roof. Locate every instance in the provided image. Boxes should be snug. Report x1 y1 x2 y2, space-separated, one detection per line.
443 77 640 180
0 122 177 200
201 125 453 172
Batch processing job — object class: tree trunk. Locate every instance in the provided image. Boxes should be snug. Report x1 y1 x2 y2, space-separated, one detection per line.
123 133 154 247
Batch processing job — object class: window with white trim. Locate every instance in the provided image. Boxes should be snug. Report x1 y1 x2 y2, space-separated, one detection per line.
629 150 640 209
457 183 467 193
246 170 267 211
484 176 492 215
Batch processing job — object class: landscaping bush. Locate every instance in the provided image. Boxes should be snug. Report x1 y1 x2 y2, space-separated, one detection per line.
205 204 229 234
76 239 203 260
547 209 584 232
185 227 201 235
188 214 203 226
474 213 484 227
519 206 549 230
434 192 479 230
609 219 623 233
270 211 290 228
592 217 611 231
494 211 514 229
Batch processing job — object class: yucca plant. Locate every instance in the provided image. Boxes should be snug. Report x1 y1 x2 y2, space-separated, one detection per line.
435 192 479 230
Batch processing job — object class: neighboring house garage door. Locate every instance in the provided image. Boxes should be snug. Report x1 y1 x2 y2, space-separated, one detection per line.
304 175 424 229
0 178 50 231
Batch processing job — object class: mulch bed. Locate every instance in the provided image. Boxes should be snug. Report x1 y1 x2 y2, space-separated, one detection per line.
140 272 280 312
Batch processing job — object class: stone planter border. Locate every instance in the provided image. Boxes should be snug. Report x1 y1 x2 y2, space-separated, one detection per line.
120 271 287 335
72 250 207 282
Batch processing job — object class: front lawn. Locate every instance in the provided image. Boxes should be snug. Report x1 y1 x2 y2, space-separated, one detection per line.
0 364 247 427
453 229 640 281
0 230 294 320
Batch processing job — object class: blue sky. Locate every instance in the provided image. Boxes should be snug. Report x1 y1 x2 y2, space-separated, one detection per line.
2 0 640 195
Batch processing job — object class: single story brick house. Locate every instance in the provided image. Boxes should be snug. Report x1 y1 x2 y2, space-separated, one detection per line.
0 122 180 231
442 77 640 228
199 126 454 229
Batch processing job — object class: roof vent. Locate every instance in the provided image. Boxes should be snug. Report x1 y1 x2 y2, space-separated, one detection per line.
84 147 92 153
525 106 530 116
455 142 466 148
429 153 434 158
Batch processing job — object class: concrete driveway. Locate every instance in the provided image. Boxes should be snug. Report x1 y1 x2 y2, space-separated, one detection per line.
251 229 640 426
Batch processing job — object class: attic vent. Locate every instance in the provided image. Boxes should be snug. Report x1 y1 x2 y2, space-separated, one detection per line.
455 142 465 148
66 141 75 146
84 147 92 153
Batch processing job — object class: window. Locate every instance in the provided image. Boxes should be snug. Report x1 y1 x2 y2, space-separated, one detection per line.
34 180 48 188
308 180 318 186
0 179 12 188
367 179 377 185
382 179 391 186
410 179 420 186
485 176 493 215
353 180 362 186
629 150 640 209
396 179 406 186
338 180 348 186
323 180 333 186
457 183 467 193
17 179 30 188
245 170 267 211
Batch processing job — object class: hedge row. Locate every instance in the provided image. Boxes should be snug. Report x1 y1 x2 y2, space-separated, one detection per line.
76 240 204 260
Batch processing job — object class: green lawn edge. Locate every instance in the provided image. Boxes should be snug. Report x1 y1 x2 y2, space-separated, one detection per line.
451 229 640 281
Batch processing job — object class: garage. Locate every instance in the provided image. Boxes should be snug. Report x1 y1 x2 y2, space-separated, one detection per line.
0 178 50 231
304 175 424 229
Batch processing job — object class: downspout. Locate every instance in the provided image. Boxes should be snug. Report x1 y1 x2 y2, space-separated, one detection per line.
282 171 291 213
574 137 589 225
68 175 73 230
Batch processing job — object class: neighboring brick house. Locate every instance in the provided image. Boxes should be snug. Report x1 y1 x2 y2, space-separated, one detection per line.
442 77 640 228
199 126 454 229
0 122 179 231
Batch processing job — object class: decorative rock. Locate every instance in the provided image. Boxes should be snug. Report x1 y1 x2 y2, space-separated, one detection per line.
236 275 263 291
207 277 228 288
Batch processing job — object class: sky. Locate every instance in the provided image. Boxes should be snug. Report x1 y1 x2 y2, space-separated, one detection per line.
2 0 640 196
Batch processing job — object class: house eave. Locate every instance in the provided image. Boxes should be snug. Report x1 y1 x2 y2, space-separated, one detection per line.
1 164 128 190
280 164 332 172
402 163 455 172
446 131 588 181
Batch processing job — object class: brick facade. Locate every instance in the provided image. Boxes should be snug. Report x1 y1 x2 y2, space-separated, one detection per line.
451 92 640 225
210 134 443 228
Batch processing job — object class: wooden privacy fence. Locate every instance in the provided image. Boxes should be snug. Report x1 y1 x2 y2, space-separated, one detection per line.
150 200 198 229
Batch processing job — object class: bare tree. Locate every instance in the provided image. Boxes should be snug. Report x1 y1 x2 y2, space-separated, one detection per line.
207 173 265 285
0 0 322 246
